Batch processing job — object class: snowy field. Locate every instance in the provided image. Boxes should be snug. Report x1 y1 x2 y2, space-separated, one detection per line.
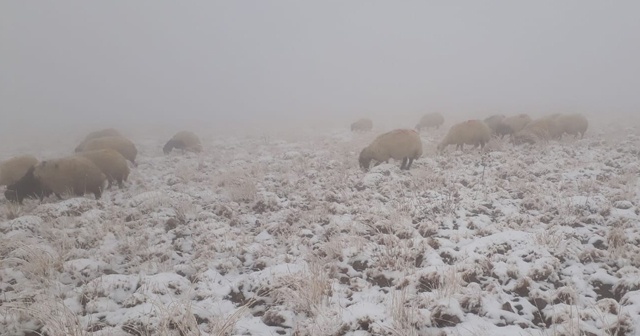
1 119 640 336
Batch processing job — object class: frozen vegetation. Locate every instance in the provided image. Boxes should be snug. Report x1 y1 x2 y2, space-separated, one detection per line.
1 118 640 335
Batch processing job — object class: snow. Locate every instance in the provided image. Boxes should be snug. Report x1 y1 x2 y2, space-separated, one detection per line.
2 120 640 335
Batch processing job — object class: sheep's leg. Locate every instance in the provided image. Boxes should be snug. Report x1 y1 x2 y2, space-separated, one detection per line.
93 188 102 199
401 157 408 170
37 190 49 201
406 158 415 170
118 179 125 189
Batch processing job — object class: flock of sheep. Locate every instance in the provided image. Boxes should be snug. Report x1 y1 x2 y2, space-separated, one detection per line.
353 112 589 171
0 129 203 204
0 112 588 204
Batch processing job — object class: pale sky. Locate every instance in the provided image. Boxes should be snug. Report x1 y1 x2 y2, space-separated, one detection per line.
2 1 639 133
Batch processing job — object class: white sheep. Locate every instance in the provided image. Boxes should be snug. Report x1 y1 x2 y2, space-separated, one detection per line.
437 120 492 152
5 156 106 202
495 114 532 138
359 129 423 171
415 112 445 131
75 128 123 152
555 114 588 139
514 115 563 143
351 118 373 132
163 131 203 154
78 136 138 166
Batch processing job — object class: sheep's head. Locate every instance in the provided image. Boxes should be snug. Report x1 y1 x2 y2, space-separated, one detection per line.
4 166 49 203
358 148 373 171
163 139 177 154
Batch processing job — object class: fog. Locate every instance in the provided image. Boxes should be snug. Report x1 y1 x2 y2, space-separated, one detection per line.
2 1 640 136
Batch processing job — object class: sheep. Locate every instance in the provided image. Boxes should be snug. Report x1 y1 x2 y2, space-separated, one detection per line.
537 115 564 138
495 114 532 138
5 156 106 203
415 112 445 131
555 114 588 139
483 114 506 135
75 128 122 152
437 120 492 152
78 136 138 166
163 131 203 154
359 129 423 171
351 118 373 132
512 115 562 144
77 149 130 188
0 155 39 186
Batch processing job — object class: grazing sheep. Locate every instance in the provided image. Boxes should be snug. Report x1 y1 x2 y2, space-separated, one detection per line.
523 115 562 140
415 112 445 131
4 167 52 203
437 120 492 152
163 131 203 154
75 128 122 152
483 114 506 135
6 156 106 203
0 155 39 186
359 129 423 171
495 114 532 138
555 114 588 139
351 118 373 132
77 149 130 188
513 116 562 144
78 136 138 165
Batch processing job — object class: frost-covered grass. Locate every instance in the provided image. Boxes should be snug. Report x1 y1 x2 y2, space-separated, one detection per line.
1 120 640 335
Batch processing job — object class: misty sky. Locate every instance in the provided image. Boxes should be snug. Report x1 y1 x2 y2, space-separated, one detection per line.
2 1 640 132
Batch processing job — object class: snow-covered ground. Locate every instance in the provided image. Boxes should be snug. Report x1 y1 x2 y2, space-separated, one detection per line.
1 120 640 336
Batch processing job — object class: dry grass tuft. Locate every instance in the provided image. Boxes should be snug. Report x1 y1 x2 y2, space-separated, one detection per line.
272 260 332 317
